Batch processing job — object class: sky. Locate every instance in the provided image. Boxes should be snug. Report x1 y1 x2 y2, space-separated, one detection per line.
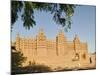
11 4 96 53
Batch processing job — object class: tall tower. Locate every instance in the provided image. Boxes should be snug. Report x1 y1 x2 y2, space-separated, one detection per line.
56 30 67 56
36 28 47 56
73 35 89 67
73 34 80 53
16 33 20 51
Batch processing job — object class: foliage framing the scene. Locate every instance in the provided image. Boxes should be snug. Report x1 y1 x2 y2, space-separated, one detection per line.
11 1 76 31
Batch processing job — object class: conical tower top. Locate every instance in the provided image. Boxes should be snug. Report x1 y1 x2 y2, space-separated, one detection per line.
58 29 64 36
59 29 63 33
38 27 45 36
39 28 44 33
16 33 20 37
75 34 79 39
74 34 80 43
37 27 46 40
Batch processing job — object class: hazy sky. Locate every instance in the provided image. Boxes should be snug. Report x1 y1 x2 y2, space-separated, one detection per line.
11 4 96 53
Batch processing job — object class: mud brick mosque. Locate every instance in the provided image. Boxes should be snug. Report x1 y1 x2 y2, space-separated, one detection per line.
15 28 95 70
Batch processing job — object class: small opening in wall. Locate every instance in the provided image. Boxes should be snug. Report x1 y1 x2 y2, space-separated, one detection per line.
82 53 86 59
72 53 79 61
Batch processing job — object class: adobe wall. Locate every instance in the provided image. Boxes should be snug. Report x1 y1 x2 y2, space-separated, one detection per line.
15 31 91 69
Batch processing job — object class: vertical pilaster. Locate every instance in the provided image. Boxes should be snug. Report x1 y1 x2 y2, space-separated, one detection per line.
56 30 67 56
16 33 20 51
36 28 47 56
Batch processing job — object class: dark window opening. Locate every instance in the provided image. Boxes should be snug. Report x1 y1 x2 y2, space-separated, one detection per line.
90 57 92 64
72 53 79 61
82 53 86 59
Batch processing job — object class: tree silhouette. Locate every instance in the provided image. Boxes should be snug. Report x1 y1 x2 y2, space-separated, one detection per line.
11 1 76 31
11 50 26 68
11 45 27 73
